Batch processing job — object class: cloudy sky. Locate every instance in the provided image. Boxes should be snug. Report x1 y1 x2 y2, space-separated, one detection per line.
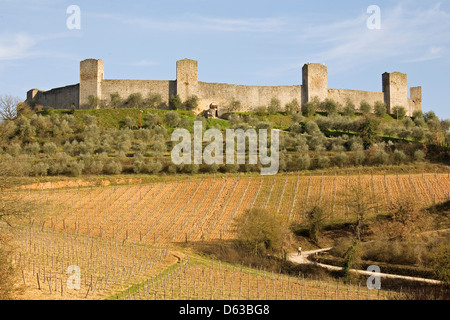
1 0 449 119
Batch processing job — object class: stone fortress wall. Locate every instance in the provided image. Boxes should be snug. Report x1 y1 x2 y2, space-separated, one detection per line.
27 58 422 117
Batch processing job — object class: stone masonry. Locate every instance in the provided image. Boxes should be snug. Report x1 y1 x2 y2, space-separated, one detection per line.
27 58 422 116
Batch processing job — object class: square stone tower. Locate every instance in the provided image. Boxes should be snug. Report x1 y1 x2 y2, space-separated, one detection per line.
176 59 198 102
302 63 328 105
80 59 104 108
409 86 422 115
382 72 408 114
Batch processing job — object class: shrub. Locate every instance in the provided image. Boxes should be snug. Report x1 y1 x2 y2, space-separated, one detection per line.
402 117 415 129
359 101 371 114
204 163 219 173
359 116 380 147
83 114 97 126
343 100 356 117
255 106 267 116
414 149 426 161
411 127 425 142
398 129 411 140
32 161 49 177
393 149 407 164
304 121 320 135
285 99 300 115
144 93 162 109
392 106 407 119
154 125 168 138
316 155 330 169
222 164 240 173
6 143 22 157
255 121 272 131
42 106 55 115
49 152 71 175
42 142 57 156
235 208 290 256
79 141 95 154
104 161 122 175
132 141 148 154
124 116 137 130
334 152 349 167
179 118 191 129
268 98 281 115
152 139 167 156
146 113 162 129
67 161 84 177
24 142 40 155
15 117 36 141
126 93 143 108
146 160 163 174
353 150 366 165
342 241 362 277
87 95 100 109
306 206 325 243
424 111 438 122
414 116 426 128
227 98 242 113
298 153 311 170
441 119 450 132
431 244 450 285
164 111 181 127
83 124 100 142
116 139 131 153
167 163 178 174
412 110 424 120
372 149 389 165
183 95 199 111
133 154 146 174
303 99 318 117
181 164 198 174
374 101 387 117
289 123 302 134
91 160 105 175
309 133 326 152
321 99 339 115
109 92 123 108
0 120 17 142
169 94 182 110
292 112 304 123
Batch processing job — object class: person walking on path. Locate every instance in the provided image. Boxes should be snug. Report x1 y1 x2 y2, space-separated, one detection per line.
298 246 302 256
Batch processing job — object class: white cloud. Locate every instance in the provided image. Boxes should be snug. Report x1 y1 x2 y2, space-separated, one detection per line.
402 46 446 63
0 33 36 60
96 13 286 33
0 32 80 62
285 2 450 72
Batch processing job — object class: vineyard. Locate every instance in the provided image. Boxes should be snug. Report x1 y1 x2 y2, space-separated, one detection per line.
1 224 173 300
1 171 449 300
114 258 402 300
6 171 450 245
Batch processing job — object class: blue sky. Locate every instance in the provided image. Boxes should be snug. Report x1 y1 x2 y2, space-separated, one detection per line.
1 0 449 119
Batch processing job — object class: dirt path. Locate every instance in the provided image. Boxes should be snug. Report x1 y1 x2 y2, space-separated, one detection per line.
288 248 442 285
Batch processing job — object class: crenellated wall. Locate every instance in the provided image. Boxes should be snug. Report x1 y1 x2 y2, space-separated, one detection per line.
198 82 302 112
327 89 384 112
27 84 79 109
101 79 176 107
26 58 422 117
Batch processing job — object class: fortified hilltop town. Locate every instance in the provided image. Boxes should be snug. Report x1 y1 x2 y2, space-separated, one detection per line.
26 58 422 117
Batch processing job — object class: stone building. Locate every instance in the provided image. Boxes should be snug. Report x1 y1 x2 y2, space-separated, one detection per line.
27 58 422 116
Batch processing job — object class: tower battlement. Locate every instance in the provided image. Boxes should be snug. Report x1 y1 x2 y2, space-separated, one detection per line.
26 59 422 116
